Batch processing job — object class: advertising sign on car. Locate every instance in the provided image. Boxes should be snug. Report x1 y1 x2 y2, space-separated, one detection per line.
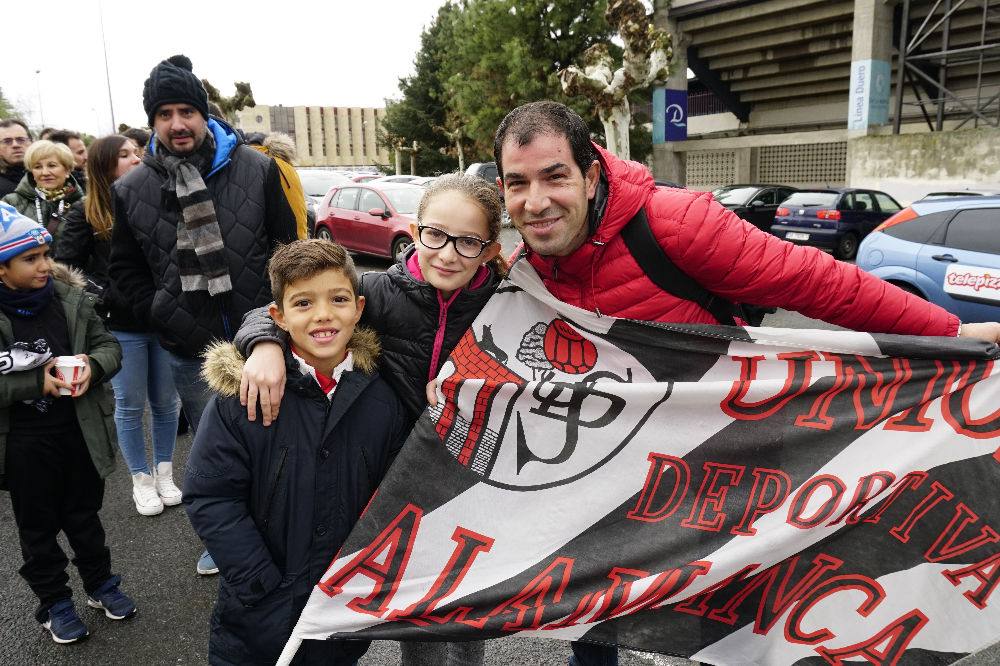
943 264 1000 304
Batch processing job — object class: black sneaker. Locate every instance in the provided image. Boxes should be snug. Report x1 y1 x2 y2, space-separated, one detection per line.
42 599 89 644
86 576 137 620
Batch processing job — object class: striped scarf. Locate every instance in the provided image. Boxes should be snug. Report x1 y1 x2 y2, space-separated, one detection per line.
155 133 232 296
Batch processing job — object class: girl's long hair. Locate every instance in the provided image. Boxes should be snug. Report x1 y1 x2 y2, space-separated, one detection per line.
417 173 508 277
84 134 131 240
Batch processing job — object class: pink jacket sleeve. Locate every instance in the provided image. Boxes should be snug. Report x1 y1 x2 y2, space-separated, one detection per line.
649 190 961 337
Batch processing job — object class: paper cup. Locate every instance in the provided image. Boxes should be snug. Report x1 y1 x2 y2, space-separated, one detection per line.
54 356 85 396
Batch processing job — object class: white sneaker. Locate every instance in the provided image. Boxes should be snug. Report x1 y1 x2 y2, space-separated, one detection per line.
154 462 183 506
132 473 164 516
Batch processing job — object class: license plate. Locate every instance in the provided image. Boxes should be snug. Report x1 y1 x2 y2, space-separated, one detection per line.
786 232 810 241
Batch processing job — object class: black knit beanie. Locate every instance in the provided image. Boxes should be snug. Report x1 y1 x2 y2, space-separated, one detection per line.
142 55 210 125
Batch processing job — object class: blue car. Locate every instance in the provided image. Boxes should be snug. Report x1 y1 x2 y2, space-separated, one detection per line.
857 196 1000 323
771 188 903 259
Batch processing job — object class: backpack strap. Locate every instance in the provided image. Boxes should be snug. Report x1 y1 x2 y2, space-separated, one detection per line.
621 206 738 326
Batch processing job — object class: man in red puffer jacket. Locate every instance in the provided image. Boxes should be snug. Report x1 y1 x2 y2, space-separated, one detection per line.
495 101 1000 341
494 101 1000 666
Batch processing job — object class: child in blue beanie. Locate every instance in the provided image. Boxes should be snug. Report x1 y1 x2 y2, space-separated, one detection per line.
0 202 134 644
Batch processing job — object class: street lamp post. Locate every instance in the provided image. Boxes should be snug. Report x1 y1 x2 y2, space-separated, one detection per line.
34 69 44 127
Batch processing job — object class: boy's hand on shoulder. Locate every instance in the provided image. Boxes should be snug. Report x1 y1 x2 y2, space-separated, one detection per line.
71 354 92 397
42 359 72 398
240 342 286 426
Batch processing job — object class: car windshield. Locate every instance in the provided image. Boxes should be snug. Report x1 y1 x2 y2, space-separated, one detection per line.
382 188 423 215
782 192 838 208
298 171 351 197
711 186 758 205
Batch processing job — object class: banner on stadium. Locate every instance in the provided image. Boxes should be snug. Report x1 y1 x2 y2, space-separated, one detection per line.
279 261 1000 665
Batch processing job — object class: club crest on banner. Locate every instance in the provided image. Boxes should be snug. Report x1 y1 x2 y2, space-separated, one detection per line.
429 315 670 490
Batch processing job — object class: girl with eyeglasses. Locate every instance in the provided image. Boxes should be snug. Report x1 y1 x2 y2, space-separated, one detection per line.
2 140 83 243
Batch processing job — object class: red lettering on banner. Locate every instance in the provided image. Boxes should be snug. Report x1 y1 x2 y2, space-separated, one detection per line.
682 463 746 532
884 361 963 433
925 503 1000 563
674 564 760 617
318 504 422 616
795 354 910 431
785 574 886 644
788 475 848 529
387 527 494 625
828 472 896 526
942 552 1000 609
889 481 954 543
731 468 792 536
706 554 843 632
815 609 929 665
627 454 690 523
459 557 574 631
721 351 818 420
940 361 1000 449
862 472 926 525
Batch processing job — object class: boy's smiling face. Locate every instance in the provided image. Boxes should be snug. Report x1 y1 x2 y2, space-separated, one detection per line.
0 244 53 290
269 268 364 377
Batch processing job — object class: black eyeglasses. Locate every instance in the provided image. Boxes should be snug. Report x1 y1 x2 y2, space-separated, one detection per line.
417 225 494 259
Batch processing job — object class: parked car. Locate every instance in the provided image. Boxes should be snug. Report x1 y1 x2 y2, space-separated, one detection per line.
410 176 439 187
352 173 381 183
297 169 353 207
369 174 420 184
771 188 903 259
314 183 424 259
465 162 499 184
711 184 797 232
856 196 1000 323
919 189 1000 200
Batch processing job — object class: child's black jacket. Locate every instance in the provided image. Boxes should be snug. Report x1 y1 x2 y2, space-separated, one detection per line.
183 329 409 665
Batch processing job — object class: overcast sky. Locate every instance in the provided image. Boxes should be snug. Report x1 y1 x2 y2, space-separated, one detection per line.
3 0 447 136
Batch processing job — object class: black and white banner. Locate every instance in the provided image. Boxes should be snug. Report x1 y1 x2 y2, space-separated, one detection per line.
279 262 1000 665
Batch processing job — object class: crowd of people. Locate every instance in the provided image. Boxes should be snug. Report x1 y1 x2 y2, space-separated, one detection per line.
0 51 998 665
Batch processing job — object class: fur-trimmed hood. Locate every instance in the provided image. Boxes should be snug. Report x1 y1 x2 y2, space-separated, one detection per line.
51 261 88 290
262 133 296 163
201 326 381 397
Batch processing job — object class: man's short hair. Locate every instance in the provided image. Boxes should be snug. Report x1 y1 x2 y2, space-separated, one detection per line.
122 127 151 149
24 140 75 172
493 101 597 181
47 129 82 146
0 119 33 140
268 239 360 308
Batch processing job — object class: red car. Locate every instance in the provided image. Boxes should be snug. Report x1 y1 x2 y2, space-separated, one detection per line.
351 173 381 183
314 183 423 259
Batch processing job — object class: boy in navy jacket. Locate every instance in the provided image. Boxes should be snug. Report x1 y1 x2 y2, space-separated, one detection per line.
183 240 409 665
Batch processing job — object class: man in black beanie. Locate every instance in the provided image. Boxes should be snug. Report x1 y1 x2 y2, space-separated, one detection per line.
108 55 297 575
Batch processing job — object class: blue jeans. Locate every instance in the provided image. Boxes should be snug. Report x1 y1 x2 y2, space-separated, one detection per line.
569 642 618 666
167 352 212 437
111 330 180 475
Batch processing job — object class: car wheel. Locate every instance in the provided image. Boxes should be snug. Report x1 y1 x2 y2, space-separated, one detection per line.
391 236 411 259
834 233 858 260
891 282 925 299
316 226 333 242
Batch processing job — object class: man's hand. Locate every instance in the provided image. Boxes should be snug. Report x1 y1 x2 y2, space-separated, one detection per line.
42 359 72 398
240 342 286 426
959 322 1000 344
426 379 439 407
71 354 92 397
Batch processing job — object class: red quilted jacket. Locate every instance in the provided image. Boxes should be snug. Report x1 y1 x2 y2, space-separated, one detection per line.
524 144 960 336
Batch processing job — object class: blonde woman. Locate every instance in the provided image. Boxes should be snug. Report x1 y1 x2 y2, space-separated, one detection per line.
1 140 82 241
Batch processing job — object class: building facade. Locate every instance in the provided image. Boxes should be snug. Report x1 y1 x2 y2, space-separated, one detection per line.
235 104 392 168
652 0 1000 203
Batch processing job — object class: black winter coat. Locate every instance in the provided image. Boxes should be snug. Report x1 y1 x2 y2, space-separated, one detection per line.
109 117 298 357
0 165 24 199
184 334 408 665
55 201 143 332
235 245 503 421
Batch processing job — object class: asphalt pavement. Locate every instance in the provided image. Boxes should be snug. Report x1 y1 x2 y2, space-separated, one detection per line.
1 234 995 665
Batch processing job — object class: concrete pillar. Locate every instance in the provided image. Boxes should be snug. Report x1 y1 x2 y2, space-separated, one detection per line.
734 148 752 183
652 0 688 185
847 0 895 136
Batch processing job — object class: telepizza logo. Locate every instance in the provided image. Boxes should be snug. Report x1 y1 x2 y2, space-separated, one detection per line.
947 271 1000 293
